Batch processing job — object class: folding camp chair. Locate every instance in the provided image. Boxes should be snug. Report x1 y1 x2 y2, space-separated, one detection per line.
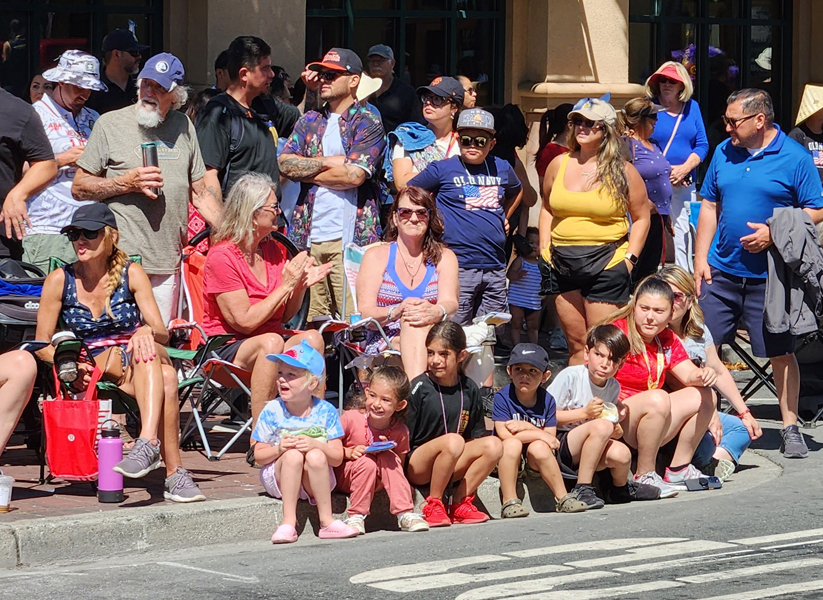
175 231 311 460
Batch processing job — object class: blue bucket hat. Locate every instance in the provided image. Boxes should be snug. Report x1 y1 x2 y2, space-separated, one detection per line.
267 340 325 378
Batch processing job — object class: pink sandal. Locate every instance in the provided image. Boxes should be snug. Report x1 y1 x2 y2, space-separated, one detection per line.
271 524 298 544
318 519 359 539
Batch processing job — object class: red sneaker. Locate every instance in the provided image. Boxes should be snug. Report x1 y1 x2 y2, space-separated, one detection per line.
449 495 489 524
421 496 451 527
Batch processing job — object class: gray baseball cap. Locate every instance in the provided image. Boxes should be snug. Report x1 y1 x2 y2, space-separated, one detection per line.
367 44 394 60
456 108 496 133
43 50 107 92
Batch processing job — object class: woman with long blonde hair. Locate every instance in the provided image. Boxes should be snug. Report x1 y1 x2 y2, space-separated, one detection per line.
658 265 762 480
538 95 650 364
36 203 206 502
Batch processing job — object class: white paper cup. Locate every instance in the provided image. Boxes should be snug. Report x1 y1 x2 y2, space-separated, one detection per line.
0 475 14 513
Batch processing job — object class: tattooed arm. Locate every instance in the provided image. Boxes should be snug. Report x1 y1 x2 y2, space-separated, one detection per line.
278 154 326 181
191 176 223 228
311 163 368 190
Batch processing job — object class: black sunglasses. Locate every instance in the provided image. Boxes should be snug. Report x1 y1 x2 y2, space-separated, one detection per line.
421 94 450 108
722 114 758 128
569 117 602 130
657 76 680 85
459 135 490 149
317 70 346 82
126 50 142 58
65 228 101 242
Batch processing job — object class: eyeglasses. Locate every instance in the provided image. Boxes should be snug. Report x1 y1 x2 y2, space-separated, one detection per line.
657 76 680 85
459 135 490 148
260 202 282 214
463 87 477 95
126 50 142 58
569 117 603 130
421 94 450 108
722 114 758 128
672 291 692 303
317 70 347 82
396 207 430 221
65 228 101 242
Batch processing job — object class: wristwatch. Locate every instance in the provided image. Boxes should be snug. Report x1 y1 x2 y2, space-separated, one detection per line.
624 252 639 266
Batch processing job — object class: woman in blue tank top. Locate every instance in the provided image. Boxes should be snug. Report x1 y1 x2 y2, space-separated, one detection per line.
35 203 205 503
357 186 460 379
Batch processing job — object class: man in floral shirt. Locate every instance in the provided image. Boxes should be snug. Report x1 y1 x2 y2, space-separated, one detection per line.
280 48 385 321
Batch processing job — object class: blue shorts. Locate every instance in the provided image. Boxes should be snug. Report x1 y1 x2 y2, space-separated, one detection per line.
454 267 507 326
699 267 795 358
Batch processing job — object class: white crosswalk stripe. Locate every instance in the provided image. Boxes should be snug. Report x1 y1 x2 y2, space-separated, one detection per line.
564 540 738 568
676 558 823 584
349 555 510 584
370 564 574 592
692 578 823 600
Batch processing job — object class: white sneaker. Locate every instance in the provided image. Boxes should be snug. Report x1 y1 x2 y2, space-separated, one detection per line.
634 471 679 498
344 514 366 535
664 464 705 489
398 512 430 532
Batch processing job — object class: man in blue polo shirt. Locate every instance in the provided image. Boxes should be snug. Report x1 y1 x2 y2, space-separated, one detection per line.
694 88 823 459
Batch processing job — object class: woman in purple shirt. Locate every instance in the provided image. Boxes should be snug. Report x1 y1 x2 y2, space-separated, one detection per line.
621 97 672 283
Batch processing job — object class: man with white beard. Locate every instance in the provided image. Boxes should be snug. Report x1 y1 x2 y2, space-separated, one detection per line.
73 53 222 325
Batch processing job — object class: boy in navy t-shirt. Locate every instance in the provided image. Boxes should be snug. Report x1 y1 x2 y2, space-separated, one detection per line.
409 108 522 325
492 344 587 517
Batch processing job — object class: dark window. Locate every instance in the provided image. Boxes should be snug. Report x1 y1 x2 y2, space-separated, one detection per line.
0 0 162 101
630 0 792 132
306 0 506 105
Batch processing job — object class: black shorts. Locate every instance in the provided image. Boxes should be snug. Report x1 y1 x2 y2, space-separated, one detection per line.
539 256 631 305
555 430 579 480
212 339 243 363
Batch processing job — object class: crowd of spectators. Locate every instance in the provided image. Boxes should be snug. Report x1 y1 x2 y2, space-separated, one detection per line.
0 31 821 543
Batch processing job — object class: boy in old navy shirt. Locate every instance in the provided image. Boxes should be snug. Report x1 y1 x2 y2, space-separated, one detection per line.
409 108 523 325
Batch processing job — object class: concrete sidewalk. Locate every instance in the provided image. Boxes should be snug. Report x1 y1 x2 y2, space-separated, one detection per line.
0 343 814 570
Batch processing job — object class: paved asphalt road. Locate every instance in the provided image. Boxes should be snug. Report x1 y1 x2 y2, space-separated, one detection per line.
0 389 821 600
3 427 823 600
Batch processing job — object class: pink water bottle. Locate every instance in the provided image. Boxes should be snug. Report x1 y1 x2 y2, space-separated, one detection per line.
98 420 124 503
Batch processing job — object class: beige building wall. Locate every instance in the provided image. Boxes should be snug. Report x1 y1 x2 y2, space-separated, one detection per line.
165 0 306 89
792 0 823 119
508 0 644 114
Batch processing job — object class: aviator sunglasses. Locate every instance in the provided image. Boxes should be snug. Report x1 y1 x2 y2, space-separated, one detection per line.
396 207 430 220
65 228 101 242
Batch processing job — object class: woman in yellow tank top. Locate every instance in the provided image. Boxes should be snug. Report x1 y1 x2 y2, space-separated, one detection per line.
538 95 650 365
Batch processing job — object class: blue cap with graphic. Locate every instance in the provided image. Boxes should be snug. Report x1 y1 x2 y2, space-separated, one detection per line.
267 340 325 378
138 52 185 92
456 108 496 133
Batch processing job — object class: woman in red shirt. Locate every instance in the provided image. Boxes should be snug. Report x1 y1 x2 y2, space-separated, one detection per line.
202 173 332 453
607 276 716 497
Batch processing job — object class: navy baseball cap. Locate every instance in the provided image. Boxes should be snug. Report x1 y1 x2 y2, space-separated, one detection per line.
308 48 363 75
417 76 464 106
61 203 118 234
508 343 550 372
102 29 149 53
138 53 185 91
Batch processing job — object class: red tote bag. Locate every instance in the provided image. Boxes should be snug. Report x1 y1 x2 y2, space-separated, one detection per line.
43 365 104 482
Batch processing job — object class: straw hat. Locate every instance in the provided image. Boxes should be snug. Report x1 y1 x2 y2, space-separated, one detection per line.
795 84 823 126
356 73 382 102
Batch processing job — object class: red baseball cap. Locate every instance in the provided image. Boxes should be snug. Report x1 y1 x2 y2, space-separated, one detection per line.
649 64 685 86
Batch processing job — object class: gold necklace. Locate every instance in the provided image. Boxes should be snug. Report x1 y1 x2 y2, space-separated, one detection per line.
397 244 423 286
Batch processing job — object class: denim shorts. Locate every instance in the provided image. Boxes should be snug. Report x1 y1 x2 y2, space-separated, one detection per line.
699 267 795 358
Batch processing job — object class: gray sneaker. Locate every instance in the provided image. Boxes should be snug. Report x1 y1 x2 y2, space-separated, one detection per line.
781 425 809 458
113 437 161 478
164 467 206 502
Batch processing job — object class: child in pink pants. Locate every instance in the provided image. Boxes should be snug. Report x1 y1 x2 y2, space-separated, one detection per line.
335 367 429 534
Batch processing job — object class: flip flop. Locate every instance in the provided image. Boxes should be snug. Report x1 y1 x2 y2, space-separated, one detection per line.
318 519 359 539
501 498 530 519
271 524 298 544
